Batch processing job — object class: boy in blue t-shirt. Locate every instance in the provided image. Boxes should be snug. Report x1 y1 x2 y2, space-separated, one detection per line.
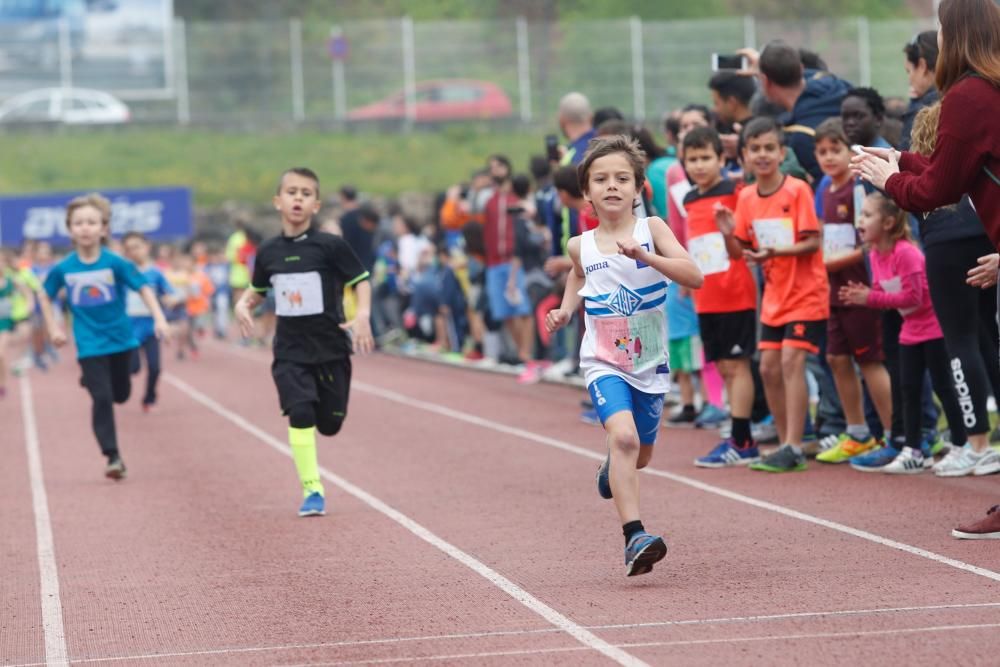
123 232 176 412
40 194 170 480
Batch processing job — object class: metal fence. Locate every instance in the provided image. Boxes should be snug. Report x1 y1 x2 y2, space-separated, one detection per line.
2 15 938 127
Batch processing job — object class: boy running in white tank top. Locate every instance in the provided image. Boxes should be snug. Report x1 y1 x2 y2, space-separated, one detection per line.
546 136 703 576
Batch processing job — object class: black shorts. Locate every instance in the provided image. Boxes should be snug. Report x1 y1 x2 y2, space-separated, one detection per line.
759 320 826 355
271 357 352 417
698 310 757 362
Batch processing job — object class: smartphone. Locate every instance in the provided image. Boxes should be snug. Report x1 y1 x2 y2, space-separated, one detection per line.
545 134 560 162
712 53 748 71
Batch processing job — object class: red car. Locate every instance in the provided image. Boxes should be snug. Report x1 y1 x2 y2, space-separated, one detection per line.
347 79 513 122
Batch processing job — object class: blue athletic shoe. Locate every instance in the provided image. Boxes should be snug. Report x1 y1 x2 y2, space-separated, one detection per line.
624 531 668 577
580 408 601 425
596 455 612 499
694 439 760 468
694 403 728 429
298 492 326 517
849 445 899 472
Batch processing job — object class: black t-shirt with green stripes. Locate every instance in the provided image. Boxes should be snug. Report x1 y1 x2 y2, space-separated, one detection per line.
251 230 369 363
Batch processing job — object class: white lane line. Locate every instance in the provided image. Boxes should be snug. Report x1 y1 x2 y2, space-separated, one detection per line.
162 373 647 667
20 376 69 667
349 380 1000 584
279 622 1000 666
11 601 1000 667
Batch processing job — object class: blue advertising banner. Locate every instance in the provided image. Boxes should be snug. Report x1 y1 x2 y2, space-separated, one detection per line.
0 187 192 247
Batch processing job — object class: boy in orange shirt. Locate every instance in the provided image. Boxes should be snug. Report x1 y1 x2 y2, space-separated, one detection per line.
717 117 829 472
681 127 761 467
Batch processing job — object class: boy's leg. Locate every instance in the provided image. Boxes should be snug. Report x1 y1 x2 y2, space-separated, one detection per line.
719 357 755 442
315 357 351 437
780 346 809 446
79 355 120 461
143 336 161 406
858 361 893 433
272 360 325 504
606 410 642 523
759 349 786 444
827 354 864 426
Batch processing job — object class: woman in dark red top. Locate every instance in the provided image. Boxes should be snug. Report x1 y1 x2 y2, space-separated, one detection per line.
853 0 1000 541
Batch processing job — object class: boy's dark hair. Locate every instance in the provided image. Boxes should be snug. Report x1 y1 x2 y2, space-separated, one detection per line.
577 135 646 193
664 113 680 138
553 165 582 199
814 117 849 146
489 154 512 171
511 174 532 199
631 125 665 160
682 126 724 157
741 116 785 146
339 185 357 201
904 30 939 71
845 86 886 119
759 40 803 87
798 48 828 71
593 106 624 128
399 215 421 236
596 118 629 136
529 155 551 181
358 204 380 223
708 71 756 106
277 167 320 195
681 103 712 125
121 231 147 244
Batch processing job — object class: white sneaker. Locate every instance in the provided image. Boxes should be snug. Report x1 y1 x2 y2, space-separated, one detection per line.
934 444 983 477
973 448 1000 476
882 447 926 475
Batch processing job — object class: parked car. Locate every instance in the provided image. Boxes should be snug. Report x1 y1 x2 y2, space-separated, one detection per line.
0 87 130 124
347 79 512 122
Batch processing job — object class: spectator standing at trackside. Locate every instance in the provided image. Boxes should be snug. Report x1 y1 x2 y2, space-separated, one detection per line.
708 70 757 177
337 186 377 277
756 40 853 186
852 0 1000 539
900 31 940 150
483 155 534 367
558 92 597 167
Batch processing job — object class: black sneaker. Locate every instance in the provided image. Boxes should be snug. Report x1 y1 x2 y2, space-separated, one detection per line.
666 406 697 427
105 458 127 480
749 444 807 472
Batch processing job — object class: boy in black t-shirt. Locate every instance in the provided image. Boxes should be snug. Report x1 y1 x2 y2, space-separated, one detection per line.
235 168 373 517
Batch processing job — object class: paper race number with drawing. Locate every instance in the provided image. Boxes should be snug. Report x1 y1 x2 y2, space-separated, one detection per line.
687 231 730 276
752 218 794 249
823 223 858 259
272 271 324 317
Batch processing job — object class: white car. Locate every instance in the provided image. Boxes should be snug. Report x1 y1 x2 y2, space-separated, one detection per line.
0 88 130 125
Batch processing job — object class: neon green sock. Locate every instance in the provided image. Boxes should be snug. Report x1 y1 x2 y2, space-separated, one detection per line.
289 427 324 498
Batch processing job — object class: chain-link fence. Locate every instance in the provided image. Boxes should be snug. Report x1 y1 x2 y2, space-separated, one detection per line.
1 15 937 127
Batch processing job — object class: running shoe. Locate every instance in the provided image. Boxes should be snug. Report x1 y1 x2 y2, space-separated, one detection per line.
666 406 697 427
815 434 879 463
104 458 127 480
694 439 760 468
596 455 612 499
694 404 729 429
951 505 1000 540
580 408 601 426
749 444 807 473
298 492 326 517
882 446 926 474
973 448 1000 476
934 444 984 477
849 445 899 472
624 531 668 577
751 415 779 444
925 434 947 457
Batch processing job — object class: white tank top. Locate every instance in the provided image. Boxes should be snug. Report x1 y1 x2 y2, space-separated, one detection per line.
578 217 671 393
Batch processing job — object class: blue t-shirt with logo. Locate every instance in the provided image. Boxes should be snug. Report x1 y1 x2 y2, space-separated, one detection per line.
44 248 147 359
128 266 173 343
666 281 700 341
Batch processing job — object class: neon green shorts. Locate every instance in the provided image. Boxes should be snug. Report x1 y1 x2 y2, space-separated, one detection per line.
668 335 703 374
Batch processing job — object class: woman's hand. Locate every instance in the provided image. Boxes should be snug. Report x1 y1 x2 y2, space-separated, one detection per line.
967 253 1000 289
851 149 900 190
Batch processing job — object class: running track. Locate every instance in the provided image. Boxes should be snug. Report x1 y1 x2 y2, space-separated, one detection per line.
3 343 1000 666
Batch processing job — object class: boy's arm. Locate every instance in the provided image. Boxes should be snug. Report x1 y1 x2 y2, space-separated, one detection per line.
35 291 66 347
138 286 172 341
234 288 264 339
545 237 584 333
713 203 748 259
341 279 374 355
825 247 864 273
640 217 704 289
769 231 821 258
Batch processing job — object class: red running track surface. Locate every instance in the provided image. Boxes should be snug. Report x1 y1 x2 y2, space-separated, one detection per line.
4 342 1000 666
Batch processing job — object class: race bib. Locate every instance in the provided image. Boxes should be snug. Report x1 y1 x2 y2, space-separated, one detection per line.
272 271 324 317
752 218 794 249
65 268 117 308
593 309 666 374
879 276 918 317
126 290 151 317
687 232 730 276
823 223 857 259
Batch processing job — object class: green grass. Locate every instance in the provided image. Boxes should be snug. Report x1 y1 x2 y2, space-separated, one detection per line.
0 126 546 207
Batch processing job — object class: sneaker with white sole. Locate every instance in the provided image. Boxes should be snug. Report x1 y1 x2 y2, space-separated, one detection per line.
882 446 925 475
973 448 1000 476
934 444 984 477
